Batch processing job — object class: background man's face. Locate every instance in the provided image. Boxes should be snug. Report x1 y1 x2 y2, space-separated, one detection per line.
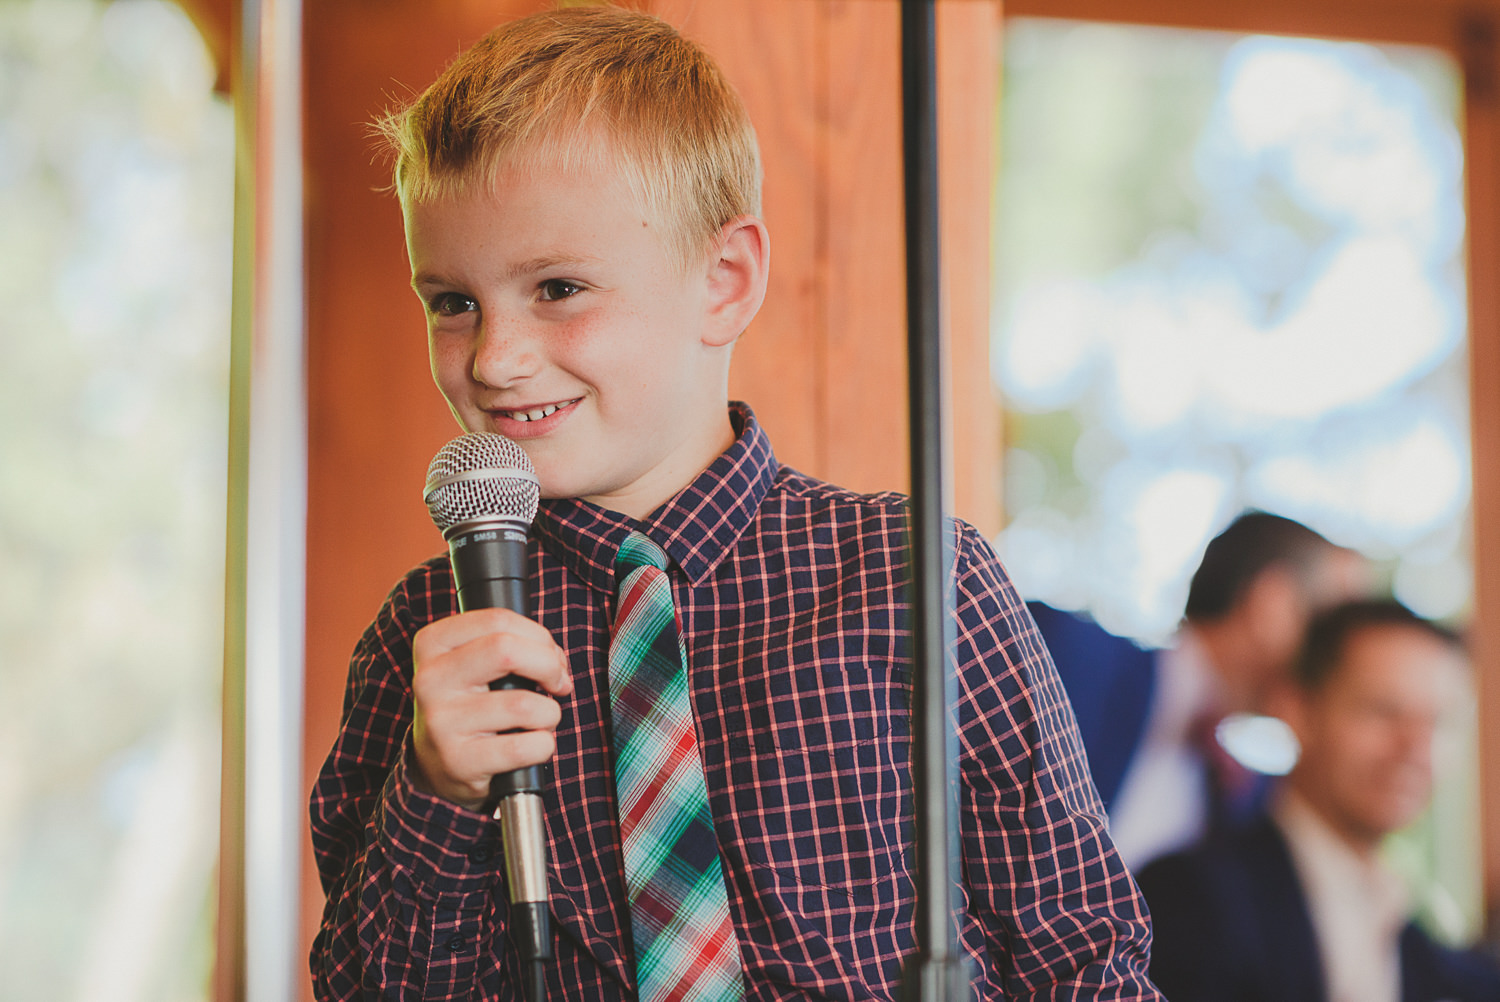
1236 547 1373 710
1290 623 1467 847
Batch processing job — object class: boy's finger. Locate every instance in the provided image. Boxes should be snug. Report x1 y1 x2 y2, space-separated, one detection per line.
414 612 573 695
440 730 558 800
419 685 563 737
470 729 559 780
414 606 552 655
445 631 572 695
412 726 559 809
464 687 565 736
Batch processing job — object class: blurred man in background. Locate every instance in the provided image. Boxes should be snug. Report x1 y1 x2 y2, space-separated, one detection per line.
1032 510 1370 867
1137 599 1500 1002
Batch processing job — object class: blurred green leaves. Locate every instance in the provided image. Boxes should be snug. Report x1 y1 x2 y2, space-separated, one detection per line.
0 1 231 998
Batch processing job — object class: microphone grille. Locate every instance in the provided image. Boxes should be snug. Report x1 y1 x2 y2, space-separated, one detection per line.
423 432 540 533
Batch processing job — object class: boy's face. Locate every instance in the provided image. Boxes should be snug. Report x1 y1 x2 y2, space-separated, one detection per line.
404 156 743 518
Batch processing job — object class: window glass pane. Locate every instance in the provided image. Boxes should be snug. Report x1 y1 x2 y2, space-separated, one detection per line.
0 1 232 997
994 18 1477 939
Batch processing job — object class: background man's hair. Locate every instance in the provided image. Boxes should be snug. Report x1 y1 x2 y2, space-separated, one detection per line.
1292 598 1463 692
1184 511 1338 622
375 4 762 270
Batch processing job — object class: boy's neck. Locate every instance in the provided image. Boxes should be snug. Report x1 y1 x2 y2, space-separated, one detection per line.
579 407 737 520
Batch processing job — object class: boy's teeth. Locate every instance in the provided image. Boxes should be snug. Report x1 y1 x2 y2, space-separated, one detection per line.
510 403 560 422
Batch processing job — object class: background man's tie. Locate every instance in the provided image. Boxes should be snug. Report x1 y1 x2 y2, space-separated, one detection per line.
608 531 744 1002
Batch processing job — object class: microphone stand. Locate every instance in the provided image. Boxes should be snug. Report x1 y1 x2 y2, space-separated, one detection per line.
898 1 973 999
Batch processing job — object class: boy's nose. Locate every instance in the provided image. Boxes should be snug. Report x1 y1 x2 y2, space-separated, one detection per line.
471 316 541 386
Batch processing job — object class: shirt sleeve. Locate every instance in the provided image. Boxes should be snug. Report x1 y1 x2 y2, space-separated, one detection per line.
948 522 1163 1000
308 565 518 1001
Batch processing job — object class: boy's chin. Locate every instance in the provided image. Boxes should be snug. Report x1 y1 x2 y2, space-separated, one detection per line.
535 475 599 504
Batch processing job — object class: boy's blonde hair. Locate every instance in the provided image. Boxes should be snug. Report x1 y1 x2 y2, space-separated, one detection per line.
378 5 762 270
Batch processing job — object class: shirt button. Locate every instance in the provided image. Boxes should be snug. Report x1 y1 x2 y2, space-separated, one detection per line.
468 844 493 864
445 934 467 953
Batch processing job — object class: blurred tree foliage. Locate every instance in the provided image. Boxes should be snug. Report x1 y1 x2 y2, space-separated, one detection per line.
0 1 231 998
993 17 1477 944
994 19 1467 637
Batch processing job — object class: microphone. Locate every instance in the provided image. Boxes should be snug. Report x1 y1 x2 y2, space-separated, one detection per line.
423 432 551 1000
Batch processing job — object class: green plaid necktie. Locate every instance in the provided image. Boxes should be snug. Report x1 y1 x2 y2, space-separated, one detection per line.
608 531 745 1002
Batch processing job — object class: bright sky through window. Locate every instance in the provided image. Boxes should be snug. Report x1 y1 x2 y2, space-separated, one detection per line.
995 26 1468 641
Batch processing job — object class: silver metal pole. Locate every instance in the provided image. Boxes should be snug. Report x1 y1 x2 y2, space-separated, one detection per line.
223 0 306 998
899 2 971 999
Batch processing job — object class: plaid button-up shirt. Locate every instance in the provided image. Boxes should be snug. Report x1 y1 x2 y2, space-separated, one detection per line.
310 404 1161 1001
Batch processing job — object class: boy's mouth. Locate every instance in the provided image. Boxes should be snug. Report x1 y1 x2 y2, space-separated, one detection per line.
495 398 580 423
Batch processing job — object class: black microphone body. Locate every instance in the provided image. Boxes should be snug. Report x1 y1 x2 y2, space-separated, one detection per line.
449 521 547 794
445 515 552 971
425 435 552 999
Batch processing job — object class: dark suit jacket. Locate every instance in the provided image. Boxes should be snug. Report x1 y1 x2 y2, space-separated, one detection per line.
1136 817 1500 1002
1026 601 1157 810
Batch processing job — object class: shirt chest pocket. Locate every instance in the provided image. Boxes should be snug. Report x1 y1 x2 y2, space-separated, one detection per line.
713 652 912 913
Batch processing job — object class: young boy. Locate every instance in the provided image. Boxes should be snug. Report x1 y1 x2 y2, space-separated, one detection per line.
310 7 1160 1000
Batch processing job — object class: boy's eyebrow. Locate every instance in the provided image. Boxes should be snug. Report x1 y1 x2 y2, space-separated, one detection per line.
411 254 603 290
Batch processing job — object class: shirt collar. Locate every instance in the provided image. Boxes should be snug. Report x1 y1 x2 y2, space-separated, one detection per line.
530 401 779 593
1273 789 1409 928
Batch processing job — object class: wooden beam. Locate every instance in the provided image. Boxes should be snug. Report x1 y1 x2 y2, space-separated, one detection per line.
1004 0 1478 48
1460 3 1500 917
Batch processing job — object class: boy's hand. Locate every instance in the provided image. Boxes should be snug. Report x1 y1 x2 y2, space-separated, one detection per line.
409 608 574 812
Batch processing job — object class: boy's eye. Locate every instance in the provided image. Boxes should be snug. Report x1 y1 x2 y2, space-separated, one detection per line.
538 279 583 302
428 292 477 317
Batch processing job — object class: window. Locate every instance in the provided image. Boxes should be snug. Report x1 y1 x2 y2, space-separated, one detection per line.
0 1 232 997
994 18 1477 939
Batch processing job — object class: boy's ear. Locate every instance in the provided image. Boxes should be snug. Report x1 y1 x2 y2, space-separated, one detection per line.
701 215 770 348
